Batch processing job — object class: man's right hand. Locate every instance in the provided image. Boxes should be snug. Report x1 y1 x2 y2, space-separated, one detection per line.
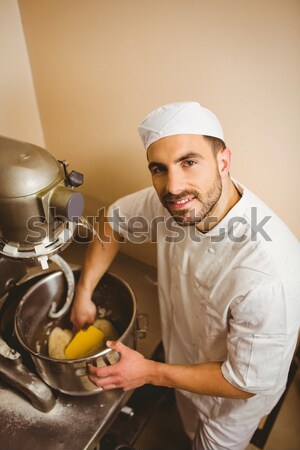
69 211 121 330
70 289 97 330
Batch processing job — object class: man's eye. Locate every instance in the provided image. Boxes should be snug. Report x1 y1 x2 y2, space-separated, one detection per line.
151 166 165 175
182 160 196 167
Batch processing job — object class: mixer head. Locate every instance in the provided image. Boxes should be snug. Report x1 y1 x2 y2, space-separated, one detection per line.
0 136 84 269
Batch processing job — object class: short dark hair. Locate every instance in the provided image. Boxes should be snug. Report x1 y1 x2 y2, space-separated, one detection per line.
203 135 226 156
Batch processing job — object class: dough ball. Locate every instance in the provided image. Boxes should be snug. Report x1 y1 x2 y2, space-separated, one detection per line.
93 319 119 342
48 327 73 359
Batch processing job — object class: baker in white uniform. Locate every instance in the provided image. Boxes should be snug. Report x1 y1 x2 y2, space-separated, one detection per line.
71 102 300 450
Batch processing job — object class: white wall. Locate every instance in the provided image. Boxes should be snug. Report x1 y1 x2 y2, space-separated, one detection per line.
16 0 300 264
0 0 44 146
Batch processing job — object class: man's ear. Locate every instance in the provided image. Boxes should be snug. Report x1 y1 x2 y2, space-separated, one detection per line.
217 147 231 178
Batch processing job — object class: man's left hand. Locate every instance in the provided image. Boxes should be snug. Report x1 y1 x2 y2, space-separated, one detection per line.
88 340 153 391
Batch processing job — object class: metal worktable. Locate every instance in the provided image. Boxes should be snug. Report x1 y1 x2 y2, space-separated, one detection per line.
0 246 160 450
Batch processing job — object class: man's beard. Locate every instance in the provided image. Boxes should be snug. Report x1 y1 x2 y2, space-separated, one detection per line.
161 173 222 226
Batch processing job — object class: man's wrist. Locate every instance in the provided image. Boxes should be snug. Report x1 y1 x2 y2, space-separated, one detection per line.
75 280 94 299
146 360 166 386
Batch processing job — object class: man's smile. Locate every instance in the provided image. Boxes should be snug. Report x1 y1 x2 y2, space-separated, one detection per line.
167 196 196 209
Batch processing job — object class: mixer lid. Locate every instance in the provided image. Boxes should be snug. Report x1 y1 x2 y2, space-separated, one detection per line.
0 136 62 198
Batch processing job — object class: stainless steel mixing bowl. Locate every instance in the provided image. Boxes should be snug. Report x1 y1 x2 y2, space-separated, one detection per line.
14 270 137 396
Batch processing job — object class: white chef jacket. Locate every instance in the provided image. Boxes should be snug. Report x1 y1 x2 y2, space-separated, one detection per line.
108 180 300 424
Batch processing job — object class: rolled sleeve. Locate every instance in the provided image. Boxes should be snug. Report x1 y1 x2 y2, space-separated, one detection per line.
222 281 289 395
107 187 162 242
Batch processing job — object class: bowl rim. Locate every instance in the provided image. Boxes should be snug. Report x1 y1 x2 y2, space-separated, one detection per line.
14 269 137 364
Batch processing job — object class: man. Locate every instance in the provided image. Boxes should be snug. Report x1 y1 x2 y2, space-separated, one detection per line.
71 102 300 450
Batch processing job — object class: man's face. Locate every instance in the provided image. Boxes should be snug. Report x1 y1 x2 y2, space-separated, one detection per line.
147 134 223 226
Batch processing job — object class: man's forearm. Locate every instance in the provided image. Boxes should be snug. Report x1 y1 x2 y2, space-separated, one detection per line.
71 215 122 328
89 341 255 398
150 360 254 399
77 213 122 295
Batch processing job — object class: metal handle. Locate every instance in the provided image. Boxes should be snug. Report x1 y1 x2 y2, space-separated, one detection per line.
75 349 120 377
90 349 120 368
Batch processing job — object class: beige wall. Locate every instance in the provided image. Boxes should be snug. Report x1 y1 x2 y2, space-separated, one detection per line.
0 0 44 146
16 0 300 264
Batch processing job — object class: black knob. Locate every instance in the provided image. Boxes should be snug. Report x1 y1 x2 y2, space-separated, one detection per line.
67 170 84 187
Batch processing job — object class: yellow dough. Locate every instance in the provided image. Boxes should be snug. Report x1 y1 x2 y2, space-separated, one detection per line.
48 327 73 359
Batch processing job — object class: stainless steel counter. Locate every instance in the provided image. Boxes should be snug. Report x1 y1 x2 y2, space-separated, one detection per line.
0 245 160 450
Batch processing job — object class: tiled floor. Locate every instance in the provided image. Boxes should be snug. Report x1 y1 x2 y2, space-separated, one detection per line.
134 370 300 450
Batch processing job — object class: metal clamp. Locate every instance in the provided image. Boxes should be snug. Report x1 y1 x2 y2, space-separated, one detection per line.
136 313 148 339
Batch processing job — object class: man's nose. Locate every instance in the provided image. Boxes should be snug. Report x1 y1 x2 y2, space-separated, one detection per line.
165 168 185 195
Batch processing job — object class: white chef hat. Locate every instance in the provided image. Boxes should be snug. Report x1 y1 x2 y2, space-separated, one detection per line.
138 101 224 150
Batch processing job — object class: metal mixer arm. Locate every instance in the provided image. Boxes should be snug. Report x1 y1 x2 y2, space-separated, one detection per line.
48 254 75 318
0 337 56 412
